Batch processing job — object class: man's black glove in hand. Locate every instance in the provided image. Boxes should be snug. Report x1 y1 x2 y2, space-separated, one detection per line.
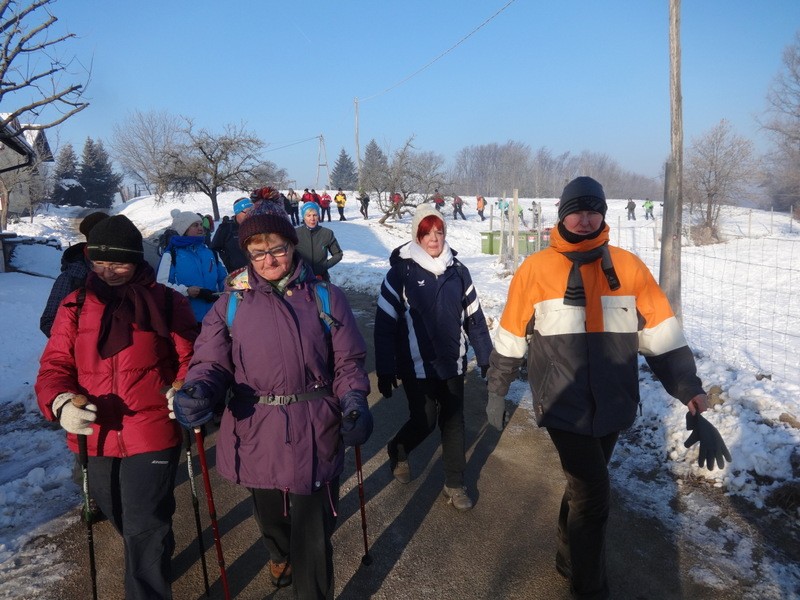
377 374 398 398
198 288 218 303
684 412 731 471
486 392 508 431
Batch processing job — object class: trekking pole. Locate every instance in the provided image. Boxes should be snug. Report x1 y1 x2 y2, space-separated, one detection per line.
193 427 231 600
73 394 98 600
354 445 372 566
183 429 210 596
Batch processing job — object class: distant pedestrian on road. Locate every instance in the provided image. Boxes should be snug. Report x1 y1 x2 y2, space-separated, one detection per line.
486 176 730 600
643 198 654 220
358 190 370 219
375 204 493 512
319 190 333 222
173 209 371 598
334 188 347 221
35 215 197 600
432 189 445 213
452 195 466 220
286 188 301 225
626 198 636 221
476 195 486 221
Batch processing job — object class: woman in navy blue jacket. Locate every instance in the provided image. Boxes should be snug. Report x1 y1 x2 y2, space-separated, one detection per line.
157 209 227 325
374 203 493 511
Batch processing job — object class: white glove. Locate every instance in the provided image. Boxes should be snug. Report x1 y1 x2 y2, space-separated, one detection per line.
166 387 177 420
52 393 97 435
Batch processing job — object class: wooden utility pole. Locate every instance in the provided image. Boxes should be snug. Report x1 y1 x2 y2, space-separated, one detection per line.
660 0 684 320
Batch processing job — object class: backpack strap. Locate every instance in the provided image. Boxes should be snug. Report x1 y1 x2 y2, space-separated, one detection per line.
313 281 340 333
226 290 243 330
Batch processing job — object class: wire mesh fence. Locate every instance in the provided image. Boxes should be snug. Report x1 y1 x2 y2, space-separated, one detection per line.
496 208 800 385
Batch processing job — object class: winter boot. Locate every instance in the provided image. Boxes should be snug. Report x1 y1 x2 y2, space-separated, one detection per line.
443 485 473 511
387 441 412 484
268 560 292 588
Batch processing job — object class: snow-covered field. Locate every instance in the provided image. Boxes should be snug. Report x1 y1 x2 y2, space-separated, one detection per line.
1 192 798 597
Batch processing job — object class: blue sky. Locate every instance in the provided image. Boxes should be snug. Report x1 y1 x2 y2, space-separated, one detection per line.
45 0 800 189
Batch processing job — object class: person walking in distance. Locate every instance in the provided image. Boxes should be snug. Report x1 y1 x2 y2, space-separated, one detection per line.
334 188 347 221
485 176 730 599
476 195 486 221
173 209 372 598
626 198 636 221
286 188 301 225
35 215 197 600
358 190 370 219
319 190 333 222
375 204 493 511
452 195 466 220
432 189 445 212
643 198 654 220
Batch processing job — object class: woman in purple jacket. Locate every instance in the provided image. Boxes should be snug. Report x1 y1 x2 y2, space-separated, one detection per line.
173 207 372 599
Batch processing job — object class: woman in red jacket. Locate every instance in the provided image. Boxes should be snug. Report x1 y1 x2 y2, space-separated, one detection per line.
35 215 197 600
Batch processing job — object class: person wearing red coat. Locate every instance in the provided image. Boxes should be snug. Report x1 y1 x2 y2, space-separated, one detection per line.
35 215 197 600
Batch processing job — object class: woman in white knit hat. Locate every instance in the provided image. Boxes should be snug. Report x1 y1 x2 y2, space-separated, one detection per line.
157 209 227 326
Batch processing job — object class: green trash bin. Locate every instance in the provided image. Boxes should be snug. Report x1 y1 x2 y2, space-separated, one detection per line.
481 231 493 254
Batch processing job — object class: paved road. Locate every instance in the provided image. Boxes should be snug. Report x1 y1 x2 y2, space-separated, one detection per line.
38 288 740 600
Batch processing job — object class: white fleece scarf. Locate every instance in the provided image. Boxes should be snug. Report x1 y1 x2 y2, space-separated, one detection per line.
402 240 454 276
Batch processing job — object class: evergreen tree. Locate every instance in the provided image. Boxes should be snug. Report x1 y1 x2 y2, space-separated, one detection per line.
330 148 358 190
361 139 388 194
78 138 122 208
50 143 85 206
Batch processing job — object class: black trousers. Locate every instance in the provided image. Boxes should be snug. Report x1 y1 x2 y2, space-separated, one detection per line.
290 205 300 225
547 428 618 600
392 376 466 487
337 206 346 220
88 445 180 600
250 480 340 600
321 206 331 221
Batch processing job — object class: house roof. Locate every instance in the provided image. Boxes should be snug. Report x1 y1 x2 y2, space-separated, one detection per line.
0 114 53 162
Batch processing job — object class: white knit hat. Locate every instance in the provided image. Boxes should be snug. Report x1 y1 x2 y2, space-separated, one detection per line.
411 203 445 241
171 209 202 236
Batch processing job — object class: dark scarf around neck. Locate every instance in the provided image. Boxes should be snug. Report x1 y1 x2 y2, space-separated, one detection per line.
557 223 621 306
86 263 172 359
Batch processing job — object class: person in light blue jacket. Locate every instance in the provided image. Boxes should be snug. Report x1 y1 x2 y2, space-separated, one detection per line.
157 209 227 325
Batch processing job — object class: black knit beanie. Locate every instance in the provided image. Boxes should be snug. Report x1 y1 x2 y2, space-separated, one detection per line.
87 215 144 263
558 176 607 222
238 212 299 249
78 211 109 238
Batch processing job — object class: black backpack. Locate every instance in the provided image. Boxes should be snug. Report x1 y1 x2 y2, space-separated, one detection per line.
157 228 179 257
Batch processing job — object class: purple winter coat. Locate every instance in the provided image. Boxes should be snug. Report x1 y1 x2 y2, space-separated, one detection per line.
186 259 369 495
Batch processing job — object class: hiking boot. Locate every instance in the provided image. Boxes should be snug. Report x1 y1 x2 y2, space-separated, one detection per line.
268 560 292 588
443 485 473 511
387 442 412 484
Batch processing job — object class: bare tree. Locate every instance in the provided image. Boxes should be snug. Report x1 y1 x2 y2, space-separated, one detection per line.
0 0 90 136
0 0 89 229
684 119 758 238
110 110 183 195
760 31 800 213
157 120 285 220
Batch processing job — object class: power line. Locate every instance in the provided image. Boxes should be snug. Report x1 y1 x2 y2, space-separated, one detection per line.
264 135 320 153
361 0 518 102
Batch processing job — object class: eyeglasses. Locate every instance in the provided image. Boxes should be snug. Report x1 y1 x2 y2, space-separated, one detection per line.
248 244 290 262
90 261 135 274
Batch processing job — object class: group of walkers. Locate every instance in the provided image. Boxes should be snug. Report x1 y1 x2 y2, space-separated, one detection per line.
34 177 730 600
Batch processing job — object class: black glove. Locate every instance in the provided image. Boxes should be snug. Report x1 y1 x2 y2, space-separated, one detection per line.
684 412 731 471
486 392 508 431
340 391 373 446
174 381 216 429
377 374 398 398
480 365 489 379
198 288 218 303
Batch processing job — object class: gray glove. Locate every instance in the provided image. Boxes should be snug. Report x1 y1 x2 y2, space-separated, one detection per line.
486 392 508 431
52 393 97 435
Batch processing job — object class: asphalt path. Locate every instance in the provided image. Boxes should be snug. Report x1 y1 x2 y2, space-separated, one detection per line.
38 288 736 600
